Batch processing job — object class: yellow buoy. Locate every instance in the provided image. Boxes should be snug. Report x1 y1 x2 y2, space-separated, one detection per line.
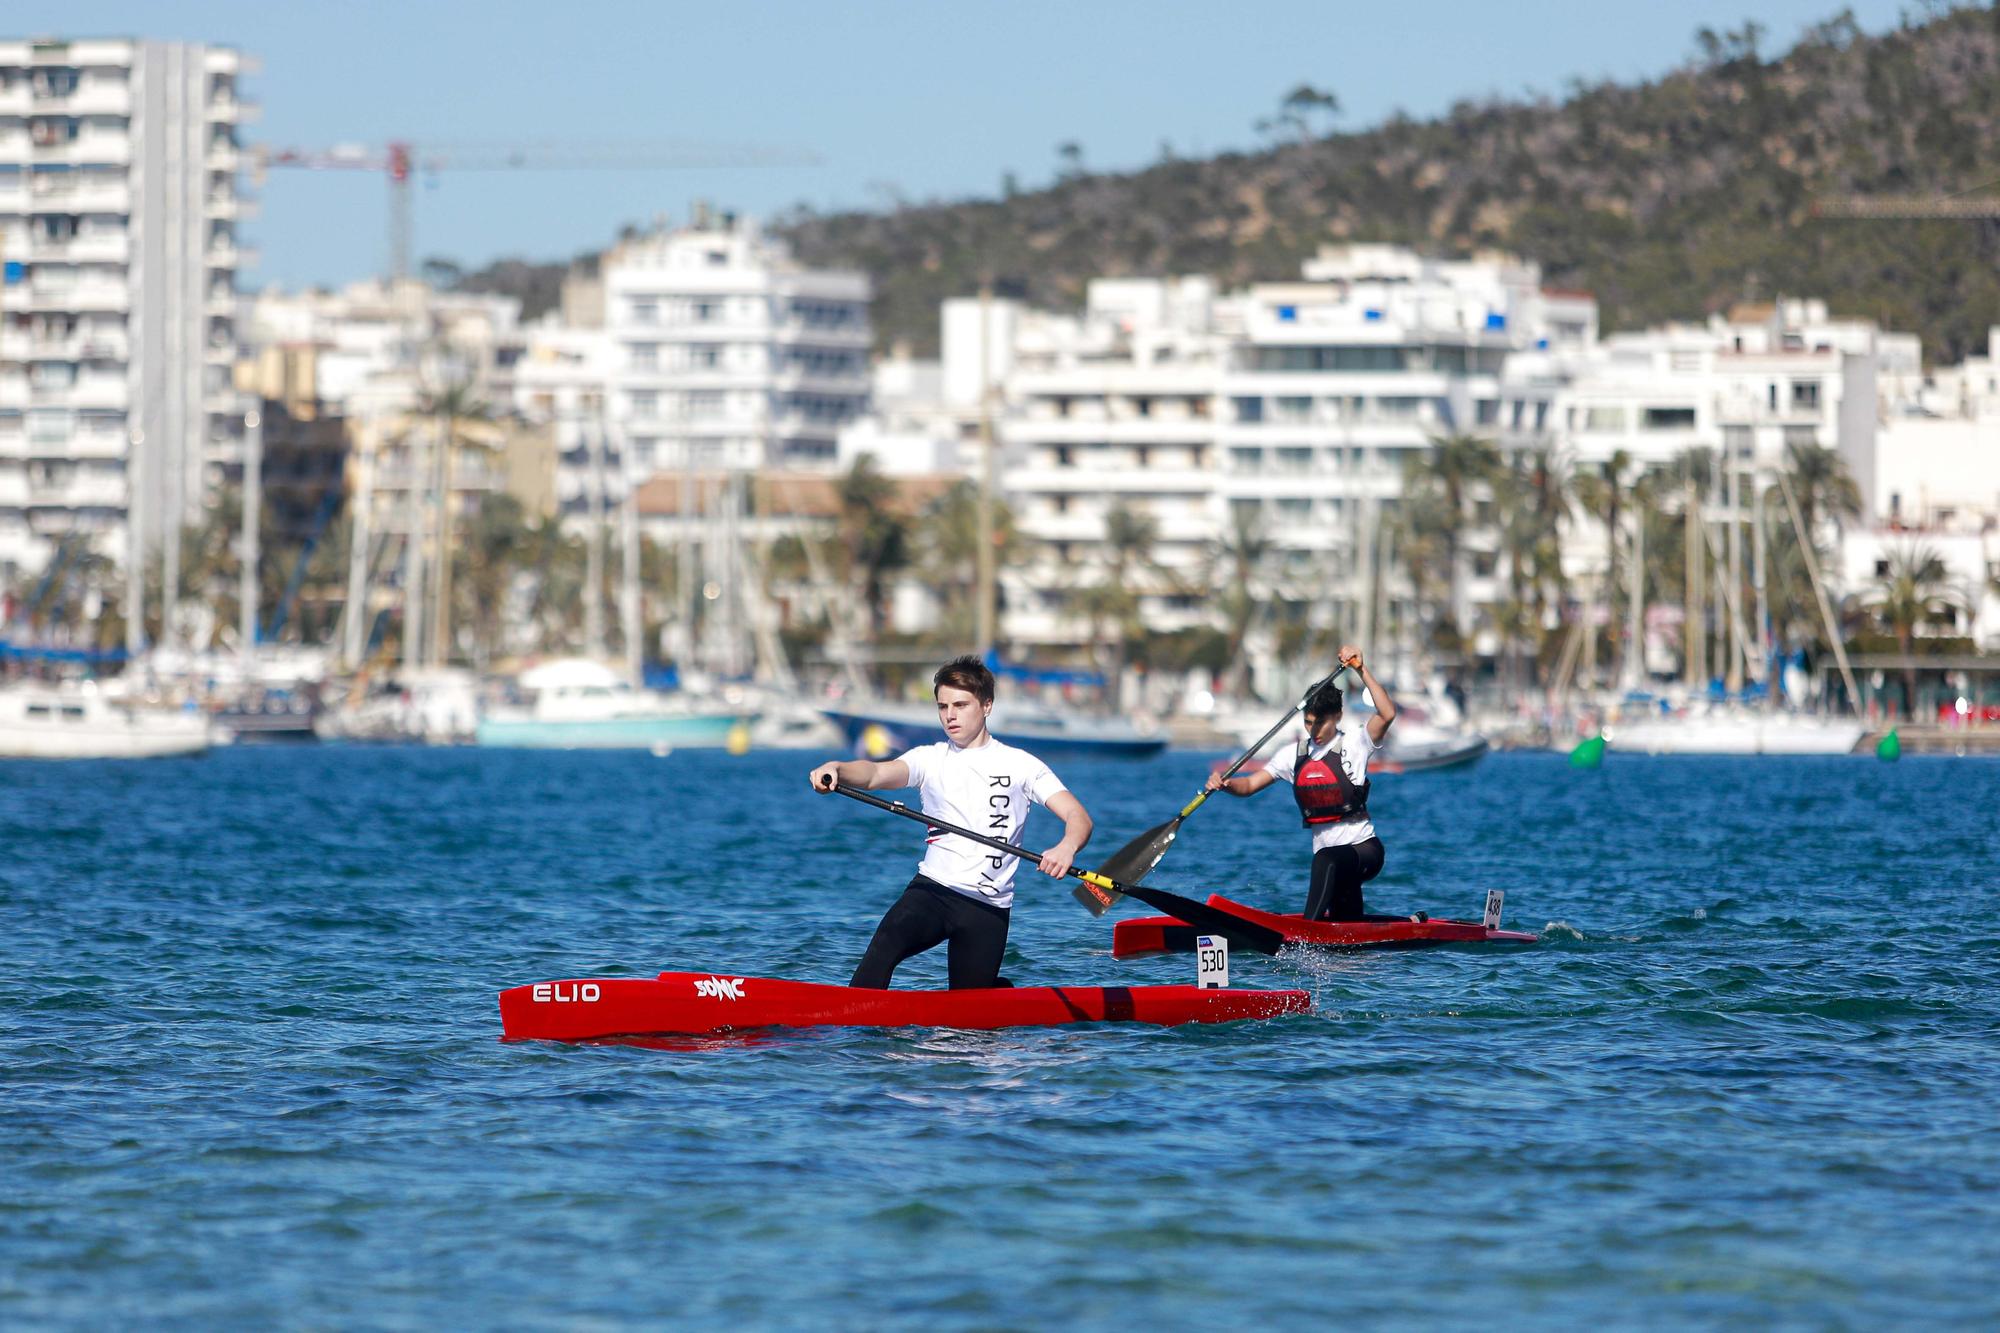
726 721 752 756
861 724 893 760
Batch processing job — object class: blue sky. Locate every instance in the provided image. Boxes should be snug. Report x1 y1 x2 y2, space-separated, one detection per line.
30 1 1917 288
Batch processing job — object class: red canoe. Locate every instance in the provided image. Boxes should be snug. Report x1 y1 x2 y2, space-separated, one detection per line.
499 971 1312 1041
1113 894 1539 958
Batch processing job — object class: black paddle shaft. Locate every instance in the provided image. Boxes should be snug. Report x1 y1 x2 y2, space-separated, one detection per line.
827 782 1284 955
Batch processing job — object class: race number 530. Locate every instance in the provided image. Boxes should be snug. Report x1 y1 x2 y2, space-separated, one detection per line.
1195 935 1230 990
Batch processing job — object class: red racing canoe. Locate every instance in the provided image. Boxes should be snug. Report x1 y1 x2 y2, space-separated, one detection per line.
499 971 1312 1041
1113 894 1539 958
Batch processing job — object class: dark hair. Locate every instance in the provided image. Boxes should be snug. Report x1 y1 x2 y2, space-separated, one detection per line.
934 654 996 704
1303 680 1344 720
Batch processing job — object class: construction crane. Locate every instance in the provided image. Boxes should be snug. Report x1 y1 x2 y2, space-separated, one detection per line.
252 139 824 282
1809 188 2000 220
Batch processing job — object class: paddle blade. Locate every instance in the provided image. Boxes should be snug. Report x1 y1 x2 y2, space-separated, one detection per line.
1124 885 1285 956
1093 816 1183 889
1071 878 1121 917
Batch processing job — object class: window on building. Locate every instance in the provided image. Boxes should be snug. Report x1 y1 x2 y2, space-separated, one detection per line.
691 344 721 370
1783 426 1818 451
1232 396 1263 423
1476 399 1501 425
1583 406 1625 431
1276 396 1312 423
1276 497 1312 522
630 299 658 325
1133 397 1152 418
1791 380 1821 411
1228 447 1263 474
629 343 658 371
692 300 720 323
1643 407 1696 429
629 391 657 419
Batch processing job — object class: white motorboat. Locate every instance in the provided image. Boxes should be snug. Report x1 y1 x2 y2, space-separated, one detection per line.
475 658 752 750
0 681 211 759
1605 705 1865 756
1220 686 1488 773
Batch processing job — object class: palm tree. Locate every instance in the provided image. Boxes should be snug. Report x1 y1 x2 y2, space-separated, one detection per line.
451 491 529 666
1868 543 1956 717
1783 441 1863 557
1392 463 1456 659
1207 504 1271 698
1421 433 1502 648
1494 449 1575 693
416 378 494 666
835 455 910 642
1096 500 1161 701
1761 444 1863 680
1570 449 1632 685
914 480 1020 643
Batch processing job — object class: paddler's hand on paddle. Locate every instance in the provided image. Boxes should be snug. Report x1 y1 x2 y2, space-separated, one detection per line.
1036 839 1081 879
1338 644 1363 671
808 761 843 792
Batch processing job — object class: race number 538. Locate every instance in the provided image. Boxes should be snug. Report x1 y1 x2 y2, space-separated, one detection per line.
1195 935 1230 990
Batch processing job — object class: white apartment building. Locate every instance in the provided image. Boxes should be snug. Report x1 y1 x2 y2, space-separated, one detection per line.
248 278 525 421
0 37 254 645
989 248 1596 675
997 278 1224 651
512 320 623 517
603 210 870 477
1218 247 1596 669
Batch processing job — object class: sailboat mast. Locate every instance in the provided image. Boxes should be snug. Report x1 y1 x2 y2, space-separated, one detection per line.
974 282 997 658
1684 470 1703 688
239 407 262 658
618 423 642 684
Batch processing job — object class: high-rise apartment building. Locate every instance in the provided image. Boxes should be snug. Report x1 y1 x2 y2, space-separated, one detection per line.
0 37 253 646
603 211 870 477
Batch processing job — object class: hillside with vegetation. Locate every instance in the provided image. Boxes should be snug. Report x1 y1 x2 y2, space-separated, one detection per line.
449 8 2000 361
765 4 2000 360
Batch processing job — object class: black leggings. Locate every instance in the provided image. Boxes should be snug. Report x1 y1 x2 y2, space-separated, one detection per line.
851 876 1011 990
1304 837 1386 921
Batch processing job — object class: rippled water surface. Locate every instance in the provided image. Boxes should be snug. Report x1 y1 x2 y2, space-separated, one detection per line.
4 746 1998 1328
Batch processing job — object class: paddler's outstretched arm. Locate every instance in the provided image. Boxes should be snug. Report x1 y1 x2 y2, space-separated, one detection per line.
1342 644 1397 744
809 758 911 792
1206 767 1277 797
1036 791 1092 879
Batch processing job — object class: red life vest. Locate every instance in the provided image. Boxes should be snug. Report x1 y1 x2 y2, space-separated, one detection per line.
1291 735 1368 827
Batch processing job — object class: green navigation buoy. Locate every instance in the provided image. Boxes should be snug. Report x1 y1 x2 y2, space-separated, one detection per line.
1569 734 1606 769
1876 728 1900 762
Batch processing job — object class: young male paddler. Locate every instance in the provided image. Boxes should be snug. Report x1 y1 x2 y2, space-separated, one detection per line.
808 655 1094 989
1203 645 1399 921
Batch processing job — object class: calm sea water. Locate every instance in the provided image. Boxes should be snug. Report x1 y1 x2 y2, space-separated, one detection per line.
3 745 1997 1328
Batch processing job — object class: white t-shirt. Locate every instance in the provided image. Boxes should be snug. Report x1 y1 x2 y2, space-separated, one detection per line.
897 737 1069 909
1263 723 1380 851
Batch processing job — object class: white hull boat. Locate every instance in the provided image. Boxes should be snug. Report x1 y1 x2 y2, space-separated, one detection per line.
1606 710 1865 756
0 682 211 759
